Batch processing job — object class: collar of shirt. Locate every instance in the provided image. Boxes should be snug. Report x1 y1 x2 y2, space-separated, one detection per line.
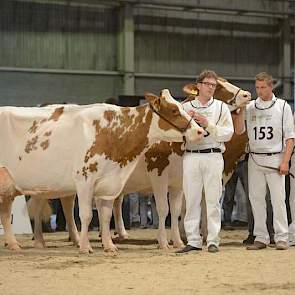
191 97 214 108
256 94 276 108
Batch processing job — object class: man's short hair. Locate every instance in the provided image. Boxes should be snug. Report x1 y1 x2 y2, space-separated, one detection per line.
196 70 218 84
255 72 273 86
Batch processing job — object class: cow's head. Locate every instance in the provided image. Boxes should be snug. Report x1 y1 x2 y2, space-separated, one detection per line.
183 78 251 111
145 89 205 143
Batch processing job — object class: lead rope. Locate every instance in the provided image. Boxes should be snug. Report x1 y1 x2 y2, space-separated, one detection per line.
149 103 193 134
249 152 294 178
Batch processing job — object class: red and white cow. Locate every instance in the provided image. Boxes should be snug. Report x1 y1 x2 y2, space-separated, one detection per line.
0 90 204 253
97 79 250 251
23 78 251 252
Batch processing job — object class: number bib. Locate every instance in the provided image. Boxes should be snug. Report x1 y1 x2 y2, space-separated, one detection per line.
246 98 285 153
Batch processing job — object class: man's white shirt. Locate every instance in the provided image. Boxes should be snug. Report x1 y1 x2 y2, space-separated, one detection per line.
182 97 234 152
246 94 295 153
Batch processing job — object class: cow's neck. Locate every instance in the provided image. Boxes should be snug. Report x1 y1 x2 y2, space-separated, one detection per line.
145 141 184 176
84 104 153 168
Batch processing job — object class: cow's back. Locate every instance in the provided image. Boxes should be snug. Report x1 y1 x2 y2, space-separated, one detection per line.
0 105 103 193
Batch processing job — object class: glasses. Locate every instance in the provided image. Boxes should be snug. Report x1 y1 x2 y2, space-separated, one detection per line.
200 82 217 88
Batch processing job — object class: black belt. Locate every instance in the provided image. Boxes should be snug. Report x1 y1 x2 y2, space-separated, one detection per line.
251 152 281 156
185 148 221 153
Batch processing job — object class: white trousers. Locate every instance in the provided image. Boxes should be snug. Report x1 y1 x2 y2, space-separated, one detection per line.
248 154 288 244
183 152 223 248
289 154 295 244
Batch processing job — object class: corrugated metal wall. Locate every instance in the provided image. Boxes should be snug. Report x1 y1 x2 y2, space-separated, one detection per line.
0 0 289 105
0 0 120 106
0 1 117 70
134 8 280 97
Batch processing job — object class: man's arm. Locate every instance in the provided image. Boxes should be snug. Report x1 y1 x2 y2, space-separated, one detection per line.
233 107 246 135
280 102 295 174
279 138 294 175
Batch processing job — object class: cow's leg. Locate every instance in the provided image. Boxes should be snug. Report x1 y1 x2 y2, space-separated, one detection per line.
0 168 21 250
61 196 80 247
32 198 47 248
0 199 20 250
169 190 184 248
152 181 170 249
76 185 93 254
113 195 128 240
96 198 118 252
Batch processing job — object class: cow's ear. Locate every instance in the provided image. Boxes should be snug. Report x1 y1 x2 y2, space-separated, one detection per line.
182 95 195 104
183 83 198 95
145 92 161 110
215 80 222 92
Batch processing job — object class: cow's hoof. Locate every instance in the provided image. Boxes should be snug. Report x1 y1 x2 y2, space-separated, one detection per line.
7 243 21 251
158 244 171 250
103 248 119 257
34 241 46 249
79 246 94 254
118 233 129 241
72 238 80 248
104 245 118 253
173 241 185 249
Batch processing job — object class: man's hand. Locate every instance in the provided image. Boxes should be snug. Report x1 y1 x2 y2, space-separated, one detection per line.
279 161 289 175
194 113 208 128
187 110 208 127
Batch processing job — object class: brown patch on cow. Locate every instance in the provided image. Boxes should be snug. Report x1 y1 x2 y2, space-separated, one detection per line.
44 131 52 137
40 139 50 150
25 136 39 153
157 100 191 132
48 107 64 122
223 132 248 176
25 107 64 154
89 162 98 173
82 166 88 180
214 83 234 103
171 142 185 156
145 141 184 176
80 162 98 180
84 105 152 167
104 110 117 123
28 120 39 134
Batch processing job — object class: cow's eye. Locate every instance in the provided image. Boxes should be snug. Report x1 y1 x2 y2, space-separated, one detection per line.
172 109 178 115
243 94 248 98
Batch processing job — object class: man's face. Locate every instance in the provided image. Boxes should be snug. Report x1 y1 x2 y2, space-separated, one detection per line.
255 80 273 101
197 77 217 99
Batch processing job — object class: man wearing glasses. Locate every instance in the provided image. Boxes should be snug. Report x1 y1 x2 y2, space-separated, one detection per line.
177 70 234 253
